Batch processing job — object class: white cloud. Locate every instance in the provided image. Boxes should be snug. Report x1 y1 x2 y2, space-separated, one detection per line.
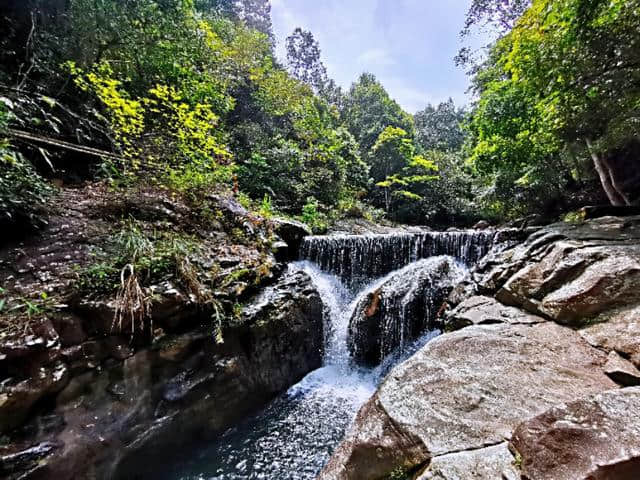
357 48 395 68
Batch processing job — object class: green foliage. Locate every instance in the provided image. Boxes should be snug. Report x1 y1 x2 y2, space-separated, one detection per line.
286 28 328 92
415 100 466 152
259 194 274 218
300 197 328 233
0 100 54 229
386 467 410 480
466 0 640 214
0 289 59 335
370 127 438 215
342 73 415 157
77 220 199 295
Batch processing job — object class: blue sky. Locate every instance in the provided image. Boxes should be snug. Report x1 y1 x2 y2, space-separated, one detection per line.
270 0 487 114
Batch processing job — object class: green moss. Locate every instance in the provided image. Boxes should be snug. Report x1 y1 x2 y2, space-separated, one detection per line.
221 269 251 288
563 210 586 224
386 467 410 480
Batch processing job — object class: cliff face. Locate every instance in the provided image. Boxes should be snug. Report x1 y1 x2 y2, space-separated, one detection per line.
319 215 640 480
0 184 323 479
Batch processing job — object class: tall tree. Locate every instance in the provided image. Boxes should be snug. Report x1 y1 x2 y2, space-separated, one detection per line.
414 99 466 152
462 0 530 35
235 0 274 44
285 28 327 93
342 73 414 157
467 0 640 209
371 126 437 212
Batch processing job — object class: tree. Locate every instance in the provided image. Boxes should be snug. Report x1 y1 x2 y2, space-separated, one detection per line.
462 0 530 35
286 28 328 93
467 0 640 208
414 99 466 152
235 0 274 44
370 126 438 213
342 73 415 156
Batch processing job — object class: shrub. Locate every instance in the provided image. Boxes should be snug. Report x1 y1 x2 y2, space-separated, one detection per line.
0 99 54 230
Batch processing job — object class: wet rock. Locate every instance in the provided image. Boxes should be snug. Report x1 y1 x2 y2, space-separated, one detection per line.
0 362 68 433
472 220 491 230
0 318 60 361
417 443 519 480
580 205 640 219
270 217 311 259
319 394 430 480
0 442 60 478
301 230 508 290
603 351 640 386
580 305 640 368
511 387 640 480
347 257 466 366
319 322 616 480
9 269 323 480
444 295 544 330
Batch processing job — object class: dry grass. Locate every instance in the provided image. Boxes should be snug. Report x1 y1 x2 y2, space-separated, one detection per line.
112 264 152 340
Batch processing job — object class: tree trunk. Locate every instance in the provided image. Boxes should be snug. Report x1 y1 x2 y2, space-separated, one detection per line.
601 156 632 205
585 139 628 206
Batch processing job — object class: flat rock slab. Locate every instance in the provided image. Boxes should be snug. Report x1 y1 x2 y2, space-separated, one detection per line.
581 305 640 368
319 322 617 480
417 443 519 480
445 295 544 330
512 387 640 480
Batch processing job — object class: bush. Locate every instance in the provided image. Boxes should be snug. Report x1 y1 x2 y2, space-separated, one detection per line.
0 100 54 230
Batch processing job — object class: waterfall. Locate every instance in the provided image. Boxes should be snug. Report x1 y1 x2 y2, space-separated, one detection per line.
347 256 467 366
164 229 512 479
299 230 504 289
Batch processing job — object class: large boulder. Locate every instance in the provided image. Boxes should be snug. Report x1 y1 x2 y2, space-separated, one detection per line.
417 443 519 480
444 295 544 330
319 322 616 480
511 387 640 480
347 257 466 366
496 242 640 325
270 217 311 259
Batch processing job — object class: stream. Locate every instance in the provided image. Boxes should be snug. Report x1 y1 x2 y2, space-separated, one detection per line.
157 231 503 479
157 261 442 480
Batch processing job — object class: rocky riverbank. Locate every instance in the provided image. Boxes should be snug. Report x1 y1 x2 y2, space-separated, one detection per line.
0 185 323 479
319 215 640 480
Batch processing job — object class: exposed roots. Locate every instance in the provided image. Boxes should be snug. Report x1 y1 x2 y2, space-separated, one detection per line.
112 264 152 340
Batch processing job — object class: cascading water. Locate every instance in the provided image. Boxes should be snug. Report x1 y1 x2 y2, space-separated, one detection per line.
161 231 502 480
300 230 501 289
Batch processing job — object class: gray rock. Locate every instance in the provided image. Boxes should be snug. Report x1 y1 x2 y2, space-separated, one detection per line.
472 220 491 230
270 217 311 259
511 387 640 480
417 443 519 480
603 351 640 386
348 257 466 366
580 305 640 368
444 295 544 330
495 241 640 325
319 322 616 480
4 270 324 480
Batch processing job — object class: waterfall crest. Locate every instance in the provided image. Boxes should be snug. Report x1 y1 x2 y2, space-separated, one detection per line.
300 230 501 289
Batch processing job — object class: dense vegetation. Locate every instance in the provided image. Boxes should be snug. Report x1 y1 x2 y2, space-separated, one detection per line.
463 0 640 215
0 0 638 235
